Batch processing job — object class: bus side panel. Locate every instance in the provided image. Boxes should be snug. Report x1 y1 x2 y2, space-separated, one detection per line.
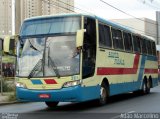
109 55 158 96
109 82 141 96
96 49 158 96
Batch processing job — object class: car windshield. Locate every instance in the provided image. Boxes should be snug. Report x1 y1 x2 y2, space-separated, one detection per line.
17 36 80 77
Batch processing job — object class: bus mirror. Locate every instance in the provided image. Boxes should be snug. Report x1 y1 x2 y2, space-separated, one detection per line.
4 36 11 53
76 29 86 47
3 35 18 53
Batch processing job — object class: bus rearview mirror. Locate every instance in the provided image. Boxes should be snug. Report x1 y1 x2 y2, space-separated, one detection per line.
4 36 11 53
76 29 86 48
3 35 19 53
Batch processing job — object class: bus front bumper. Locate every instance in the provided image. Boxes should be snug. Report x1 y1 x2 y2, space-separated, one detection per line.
16 85 100 102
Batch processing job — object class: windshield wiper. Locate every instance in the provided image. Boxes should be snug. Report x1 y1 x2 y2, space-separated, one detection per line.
28 59 42 79
28 39 40 51
48 56 60 78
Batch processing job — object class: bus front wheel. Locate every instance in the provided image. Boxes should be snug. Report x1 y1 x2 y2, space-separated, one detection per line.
98 82 109 106
45 101 59 108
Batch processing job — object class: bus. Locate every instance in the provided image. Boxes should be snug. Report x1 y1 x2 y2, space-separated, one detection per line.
5 13 158 107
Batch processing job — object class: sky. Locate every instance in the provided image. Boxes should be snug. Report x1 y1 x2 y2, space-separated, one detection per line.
75 0 160 21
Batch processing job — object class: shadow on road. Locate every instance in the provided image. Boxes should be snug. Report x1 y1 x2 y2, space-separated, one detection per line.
35 91 158 112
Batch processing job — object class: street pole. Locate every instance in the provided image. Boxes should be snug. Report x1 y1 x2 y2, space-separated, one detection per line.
12 0 15 35
0 39 3 95
0 53 2 96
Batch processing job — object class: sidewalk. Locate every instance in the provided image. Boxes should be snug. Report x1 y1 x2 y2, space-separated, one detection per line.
0 92 17 105
0 94 8 102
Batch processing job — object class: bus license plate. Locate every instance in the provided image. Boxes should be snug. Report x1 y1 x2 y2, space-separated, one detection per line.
39 94 51 99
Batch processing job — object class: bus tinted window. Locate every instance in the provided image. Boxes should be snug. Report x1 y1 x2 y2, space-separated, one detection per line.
133 35 141 53
123 32 133 52
112 28 123 50
99 23 112 48
146 40 152 55
152 42 156 56
141 38 147 54
21 17 81 36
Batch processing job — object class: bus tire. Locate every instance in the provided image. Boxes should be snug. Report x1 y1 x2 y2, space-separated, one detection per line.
45 101 59 108
97 82 109 106
141 79 150 94
146 79 151 94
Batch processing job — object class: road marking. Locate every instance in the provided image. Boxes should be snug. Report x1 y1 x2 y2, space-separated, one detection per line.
128 111 135 113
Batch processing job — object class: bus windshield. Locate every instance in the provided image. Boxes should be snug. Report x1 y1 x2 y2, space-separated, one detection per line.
17 36 80 77
17 16 81 78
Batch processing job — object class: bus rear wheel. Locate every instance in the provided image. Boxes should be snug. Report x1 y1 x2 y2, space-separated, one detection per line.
45 101 59 108
146 79 151 94
141 79 150 94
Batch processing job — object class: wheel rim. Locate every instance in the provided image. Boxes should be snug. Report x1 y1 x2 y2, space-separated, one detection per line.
100 87 107 103
143 81 147 93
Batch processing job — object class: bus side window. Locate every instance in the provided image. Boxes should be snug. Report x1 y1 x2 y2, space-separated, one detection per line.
141 38 147 54
147 40 152 55
112 28 124 50
152 42 156 56
133 35 141 53
99 23 112 48
123 32 133 52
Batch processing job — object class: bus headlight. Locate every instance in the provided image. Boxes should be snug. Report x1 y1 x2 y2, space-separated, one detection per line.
63 80 82 88
16 82 26 88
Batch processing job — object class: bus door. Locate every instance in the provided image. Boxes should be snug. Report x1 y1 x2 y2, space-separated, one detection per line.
82 17 96 79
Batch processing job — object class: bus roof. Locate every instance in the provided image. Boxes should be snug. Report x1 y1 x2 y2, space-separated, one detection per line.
24 13 127 29
24 13 155 41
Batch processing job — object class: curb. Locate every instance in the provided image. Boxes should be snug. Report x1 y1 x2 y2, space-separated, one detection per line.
0 101 30 106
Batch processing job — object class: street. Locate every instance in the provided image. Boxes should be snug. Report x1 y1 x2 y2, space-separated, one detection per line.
0 86 160 119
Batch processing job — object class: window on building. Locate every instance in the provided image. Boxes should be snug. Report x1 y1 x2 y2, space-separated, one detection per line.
123 32 133 52
99 23 112 48
112 28 123 50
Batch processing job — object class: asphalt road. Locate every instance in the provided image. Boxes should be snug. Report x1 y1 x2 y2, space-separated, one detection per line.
1 86 160 119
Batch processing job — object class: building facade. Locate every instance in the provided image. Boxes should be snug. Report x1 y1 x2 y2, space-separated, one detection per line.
0 0 12 36
157 11 160 45
42 0 74 15
20 0 74 32
20 0 42 24
0 0 74 36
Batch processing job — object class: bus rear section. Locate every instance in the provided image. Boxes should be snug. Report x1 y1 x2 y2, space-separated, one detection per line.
96 51 158 96
96 21 158 96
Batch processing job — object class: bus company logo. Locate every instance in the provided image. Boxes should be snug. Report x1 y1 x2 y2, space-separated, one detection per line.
108 51 125 65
